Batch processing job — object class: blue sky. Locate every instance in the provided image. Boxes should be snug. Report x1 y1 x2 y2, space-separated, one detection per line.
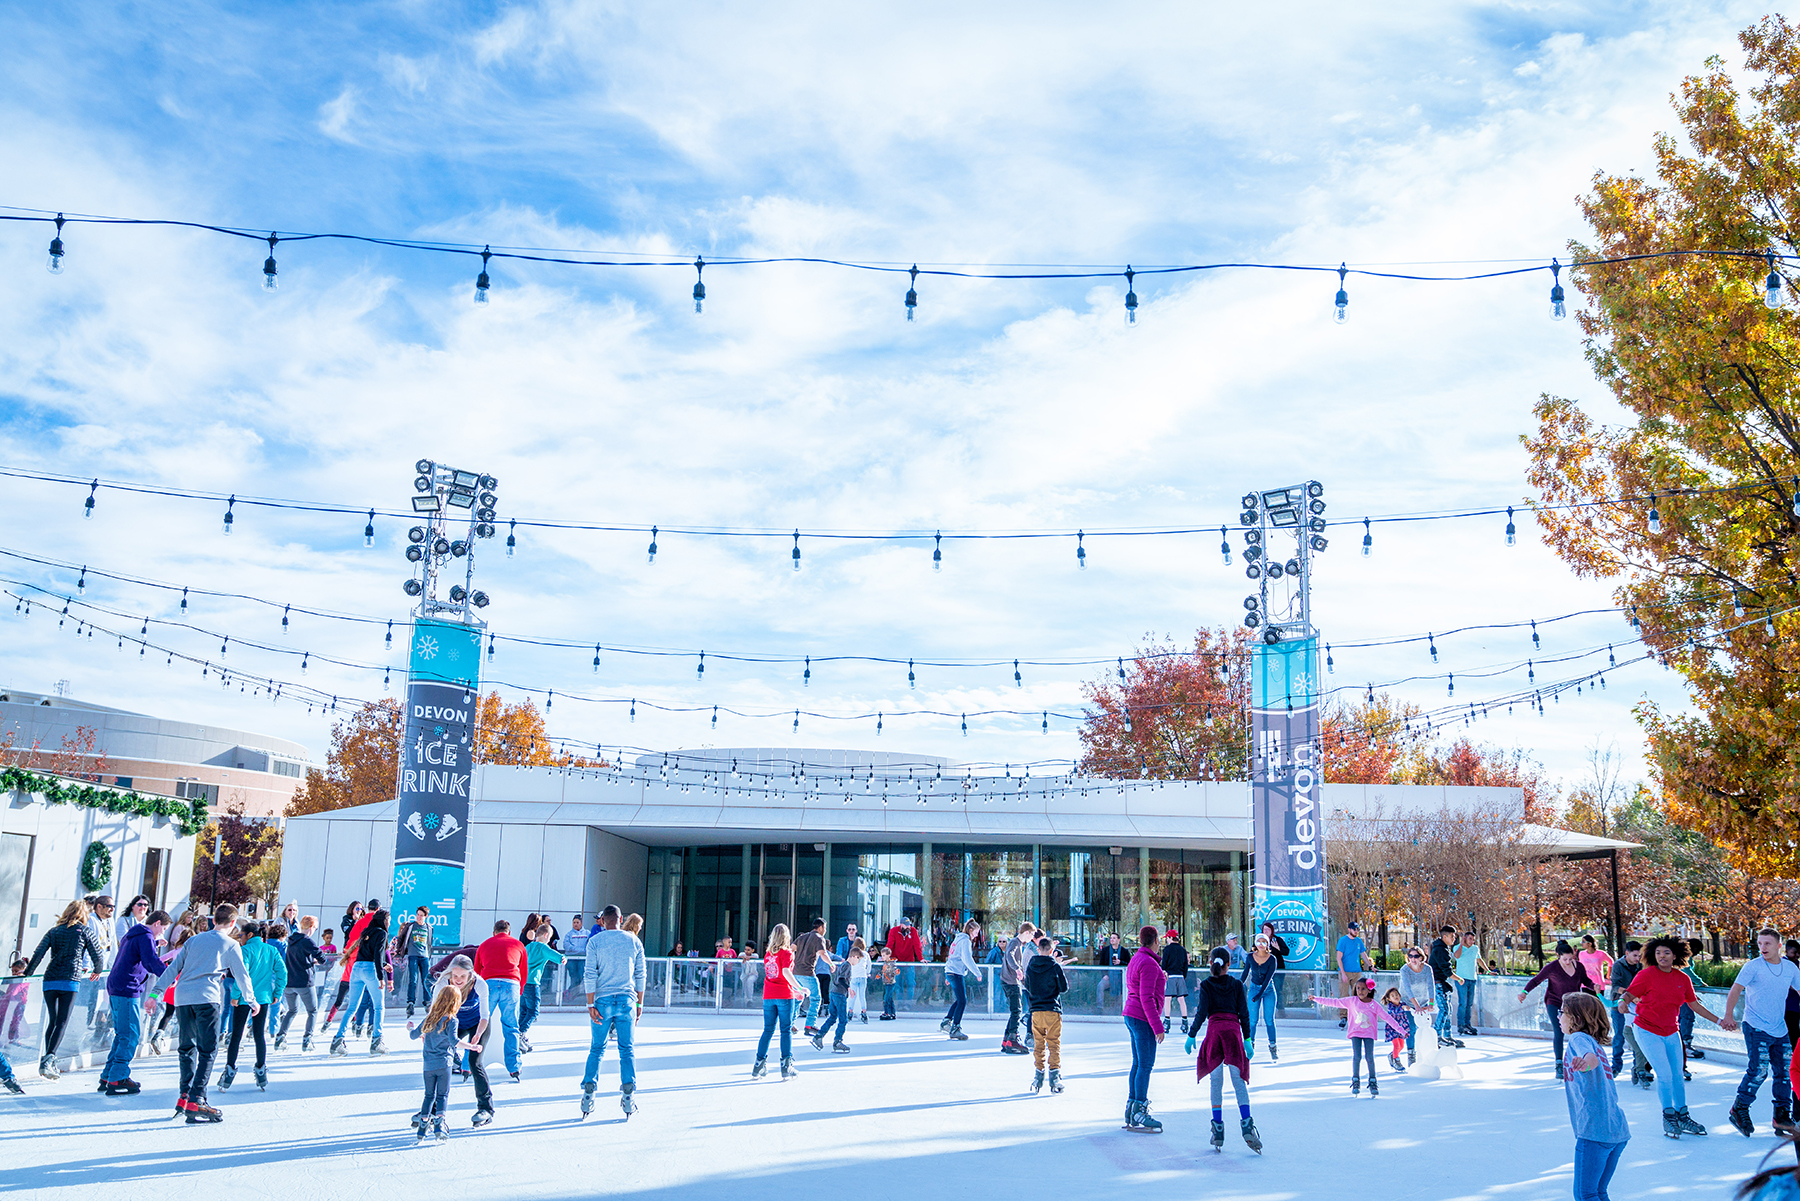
0 1 1772 794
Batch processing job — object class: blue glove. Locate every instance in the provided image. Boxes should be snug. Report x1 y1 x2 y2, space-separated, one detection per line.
1246 1039 1254 1060
1184 1036 1196 1055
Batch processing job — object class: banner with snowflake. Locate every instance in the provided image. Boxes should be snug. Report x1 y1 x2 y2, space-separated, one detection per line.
1249 634 1330 972
391 617 481 947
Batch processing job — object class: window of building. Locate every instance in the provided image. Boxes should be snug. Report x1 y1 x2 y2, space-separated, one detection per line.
175 780 219 804
271 760 303 778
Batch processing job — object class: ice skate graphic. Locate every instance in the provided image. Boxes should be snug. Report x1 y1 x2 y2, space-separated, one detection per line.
403 812 427 841
435 813 461 842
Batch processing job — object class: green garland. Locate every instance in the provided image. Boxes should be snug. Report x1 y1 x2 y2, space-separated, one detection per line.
0 765 209 838
80 840 113 891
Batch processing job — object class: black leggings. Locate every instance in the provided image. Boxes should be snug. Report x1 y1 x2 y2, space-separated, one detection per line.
156 1001 178 1034
227 1004 268 1070
43 990 76 1056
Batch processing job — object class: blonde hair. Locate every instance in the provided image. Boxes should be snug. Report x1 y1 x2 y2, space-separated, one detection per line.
1561 992 1611 1042
57 900 90 927
767 924 792 952
422 981 462 1033
622 913 643 936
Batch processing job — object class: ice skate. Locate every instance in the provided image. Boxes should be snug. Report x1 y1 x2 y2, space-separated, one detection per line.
831 1041 849 1053
1209 1119 1224 1152
301 1035 312 1053
329 1036 347 1056
810 1031 825 1051
1674 1107 1707 1136
780 1055 796 1079
948 1025 969 1041
472 1107 494 1127
186 1100 224 1124
580 1082 595 1117
1048 1069 1063 1093
1662 1108 1682 1138
620 1082 637 1118
1389 1051 1404 1072
274 1035 287 1051
1268 1043 1278 1062
940 1017 952 1032
1031 1069 1044 1094
751 1058 767 1078
254 1067 267 1090
415 1120 430 1144
1241 1117 1262 1153
434 1116 447 1142
1731 1103 1754 1137
149 1032 167 1056
370 1037 389 1055
1129 1101 1163 1133
411 1112 427 1132
38 1055 59 1080
217 1065 236 1090
2 1077 21 1095
1369 1079 1379 1097
1776 1103 1795 1134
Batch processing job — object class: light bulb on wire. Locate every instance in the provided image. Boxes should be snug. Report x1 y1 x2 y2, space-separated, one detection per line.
904 265 919 321
1549 257 1566 320
1123 266 1138 325
1768 250 1785 309
262 233 279 291
47 213 65 274
1333 263 1348 324
474 246 491 304
692 256 706 313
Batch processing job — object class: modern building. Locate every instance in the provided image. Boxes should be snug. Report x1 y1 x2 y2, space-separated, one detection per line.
280 747 1633 957
0 688 313 818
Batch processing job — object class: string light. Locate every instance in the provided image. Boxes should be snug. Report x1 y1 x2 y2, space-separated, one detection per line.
1076 530 1086 570
1530 619 1539 649
1549 258 1566 320
904 265 919 321
507 519 517 558
646 525 657 565
1768 249 1785 309
1123 266 1138 324
1362 518 1371 557
1219 528 1231 566
46 213 65 274
1505 506 1516 546
1428 633 1437 663
363 509 376 547
791 530 801 572
282 604 291 635
1648 493 1661 535
385 620 393 649
1333 263 1348 324
933 531 943 572
692 256 705 314
83 479 97 520
75 566 86 594
262 233 279 291
803 655 811 686
908 659 916 688
222 495 235 536
474 246 492 304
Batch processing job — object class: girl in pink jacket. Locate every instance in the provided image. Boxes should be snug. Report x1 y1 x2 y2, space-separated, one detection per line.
1311 978 1410 1096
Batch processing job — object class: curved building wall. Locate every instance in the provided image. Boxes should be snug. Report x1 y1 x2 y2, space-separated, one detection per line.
0 689 313 818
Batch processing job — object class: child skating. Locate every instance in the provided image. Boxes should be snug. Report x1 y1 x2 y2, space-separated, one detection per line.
1380 986 1414 1073
407 982 467 1143
1187 947 1262 1153
1559 993 1630 1199
1311 978 1410 1096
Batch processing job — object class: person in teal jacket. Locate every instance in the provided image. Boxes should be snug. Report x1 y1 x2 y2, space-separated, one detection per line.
221 921 287 1089
520 922 564 1050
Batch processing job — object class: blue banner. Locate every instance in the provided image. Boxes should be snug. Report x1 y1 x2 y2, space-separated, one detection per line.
392 618 481 949
1250 634 1330 971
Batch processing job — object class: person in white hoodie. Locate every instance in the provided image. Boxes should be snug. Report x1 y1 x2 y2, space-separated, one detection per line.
153 903 257 1124
941 920 982 1042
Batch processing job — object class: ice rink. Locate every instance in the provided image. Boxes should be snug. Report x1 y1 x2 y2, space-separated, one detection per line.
12 1012 1778 1198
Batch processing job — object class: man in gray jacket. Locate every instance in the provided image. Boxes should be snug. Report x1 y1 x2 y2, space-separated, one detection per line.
153 902 257 1123
1000 921 1036 1055
581 905 647 1118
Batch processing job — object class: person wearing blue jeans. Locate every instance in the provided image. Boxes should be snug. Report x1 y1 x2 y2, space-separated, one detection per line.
333 961 387 1046
1241 935 1280 1057
754 924 802 1078
1621 936 1727 1137
1724 929 1800 1134
102 910 170 1093
1558 996 1629 1201
484 979 521 1076
581 906 647 1115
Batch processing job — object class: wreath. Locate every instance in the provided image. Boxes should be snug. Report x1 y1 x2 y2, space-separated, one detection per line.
80 840 113 892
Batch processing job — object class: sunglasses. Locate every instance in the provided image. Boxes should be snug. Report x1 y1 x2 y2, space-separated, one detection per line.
1406 951 1422 958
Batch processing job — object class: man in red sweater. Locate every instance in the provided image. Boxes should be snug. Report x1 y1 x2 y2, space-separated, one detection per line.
473 920 527 1081
886 916 923 1009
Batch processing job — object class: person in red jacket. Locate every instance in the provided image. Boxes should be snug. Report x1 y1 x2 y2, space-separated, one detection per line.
885 916 923 1011
472 920 527 1081
325 909 377 1029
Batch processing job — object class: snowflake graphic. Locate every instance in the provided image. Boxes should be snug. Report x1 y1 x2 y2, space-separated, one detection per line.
394 868 418 893
422 812 441 831
417 635 440 661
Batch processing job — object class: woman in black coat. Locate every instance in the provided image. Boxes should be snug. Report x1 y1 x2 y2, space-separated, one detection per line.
24 899 106 1078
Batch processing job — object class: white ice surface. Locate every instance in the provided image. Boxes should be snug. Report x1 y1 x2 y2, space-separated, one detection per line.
11 1013 1774 1198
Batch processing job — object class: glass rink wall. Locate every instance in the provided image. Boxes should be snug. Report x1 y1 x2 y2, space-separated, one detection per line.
643 843 1251 964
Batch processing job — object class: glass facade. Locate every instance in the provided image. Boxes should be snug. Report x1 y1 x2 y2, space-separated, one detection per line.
645 841 1250 966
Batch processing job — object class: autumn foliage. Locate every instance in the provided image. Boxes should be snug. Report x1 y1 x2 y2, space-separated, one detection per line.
1525 18 1800 873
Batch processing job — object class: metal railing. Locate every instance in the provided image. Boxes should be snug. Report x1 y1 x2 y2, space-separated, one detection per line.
0 964 1749 1075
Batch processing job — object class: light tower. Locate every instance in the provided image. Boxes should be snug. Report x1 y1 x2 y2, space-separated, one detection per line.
1238 482 1331 972
390 459 499 950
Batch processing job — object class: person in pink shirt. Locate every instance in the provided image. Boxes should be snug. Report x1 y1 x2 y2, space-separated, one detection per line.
1312 978 1411 1096
1577 936 1614 1000
1122 925 1168 1132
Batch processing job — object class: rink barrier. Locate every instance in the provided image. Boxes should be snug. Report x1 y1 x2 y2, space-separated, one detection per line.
0 964 1750 1077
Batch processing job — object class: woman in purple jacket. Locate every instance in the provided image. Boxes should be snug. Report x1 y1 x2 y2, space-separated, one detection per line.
1123 925 1167 1132
1518 940 1599 1078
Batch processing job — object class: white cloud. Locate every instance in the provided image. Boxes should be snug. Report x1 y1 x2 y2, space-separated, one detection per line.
317 84 360 142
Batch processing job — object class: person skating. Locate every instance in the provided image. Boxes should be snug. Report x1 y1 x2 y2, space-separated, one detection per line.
1335 922 1370 1031
817 945 859 1053
753 924 803 1079
1454 930 1489 1036
1427 926 1465 1049
580 905 646 1117
1519 941 1601 1079
1380 987 1415 1073
1722 928 1795 1136
330 909 393 1056
1024 935 1069 1094
848 937 871 1025
1310 978 1409 1096
394 906 434 1021
323 906 376 1029
220 921 286 1090
1186 947 1261 1153
1160 931 1191 1036
942 919 982 1041
1122 925 1167 1131
277 916 326 1051
407 983 465 1143
1621 936 1730 1138
1608 942 1652 1087
1397 947 1436 1068
1000 921 1035 1054
792 918 828 1037
521 921 564 1053
22 899 107 1079
99 908 171 1095
152 903 258 1123
1240 934 1281 1060
1559 993 1630 1201
441 955 496 1125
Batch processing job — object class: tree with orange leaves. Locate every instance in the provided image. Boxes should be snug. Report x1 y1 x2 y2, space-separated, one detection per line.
288 692 596 816
1524 18 1800 871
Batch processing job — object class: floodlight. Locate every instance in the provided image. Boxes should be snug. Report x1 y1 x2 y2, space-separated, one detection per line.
407 526 427 544
450 540 468 557
414 476 433 493
453 470 479 488
415 459 434 475
479 492 497 509
449 585 468 603
1310 517 1326 532
471 591 490 608
1311 535 1329 551
1244 529 1262 545
1244 545 1263 562
1242 596 1259 611
446 489 476 509
406 545 424 563
475 523 495 539
1309 499 1326 515
1239 511 1257 526
1246 565 1262 579
412 495 441 513
1284 558 1300 576
476 506 497 522
1307 482 1323 498
432 537 450 555
1241 493 1259 510
1261 488 1299 508
1269 506 1299 527
1263 628 1282 645
1243 612 1260 629
403 579 423 596
479 475 498 491
1267 562 1285 579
